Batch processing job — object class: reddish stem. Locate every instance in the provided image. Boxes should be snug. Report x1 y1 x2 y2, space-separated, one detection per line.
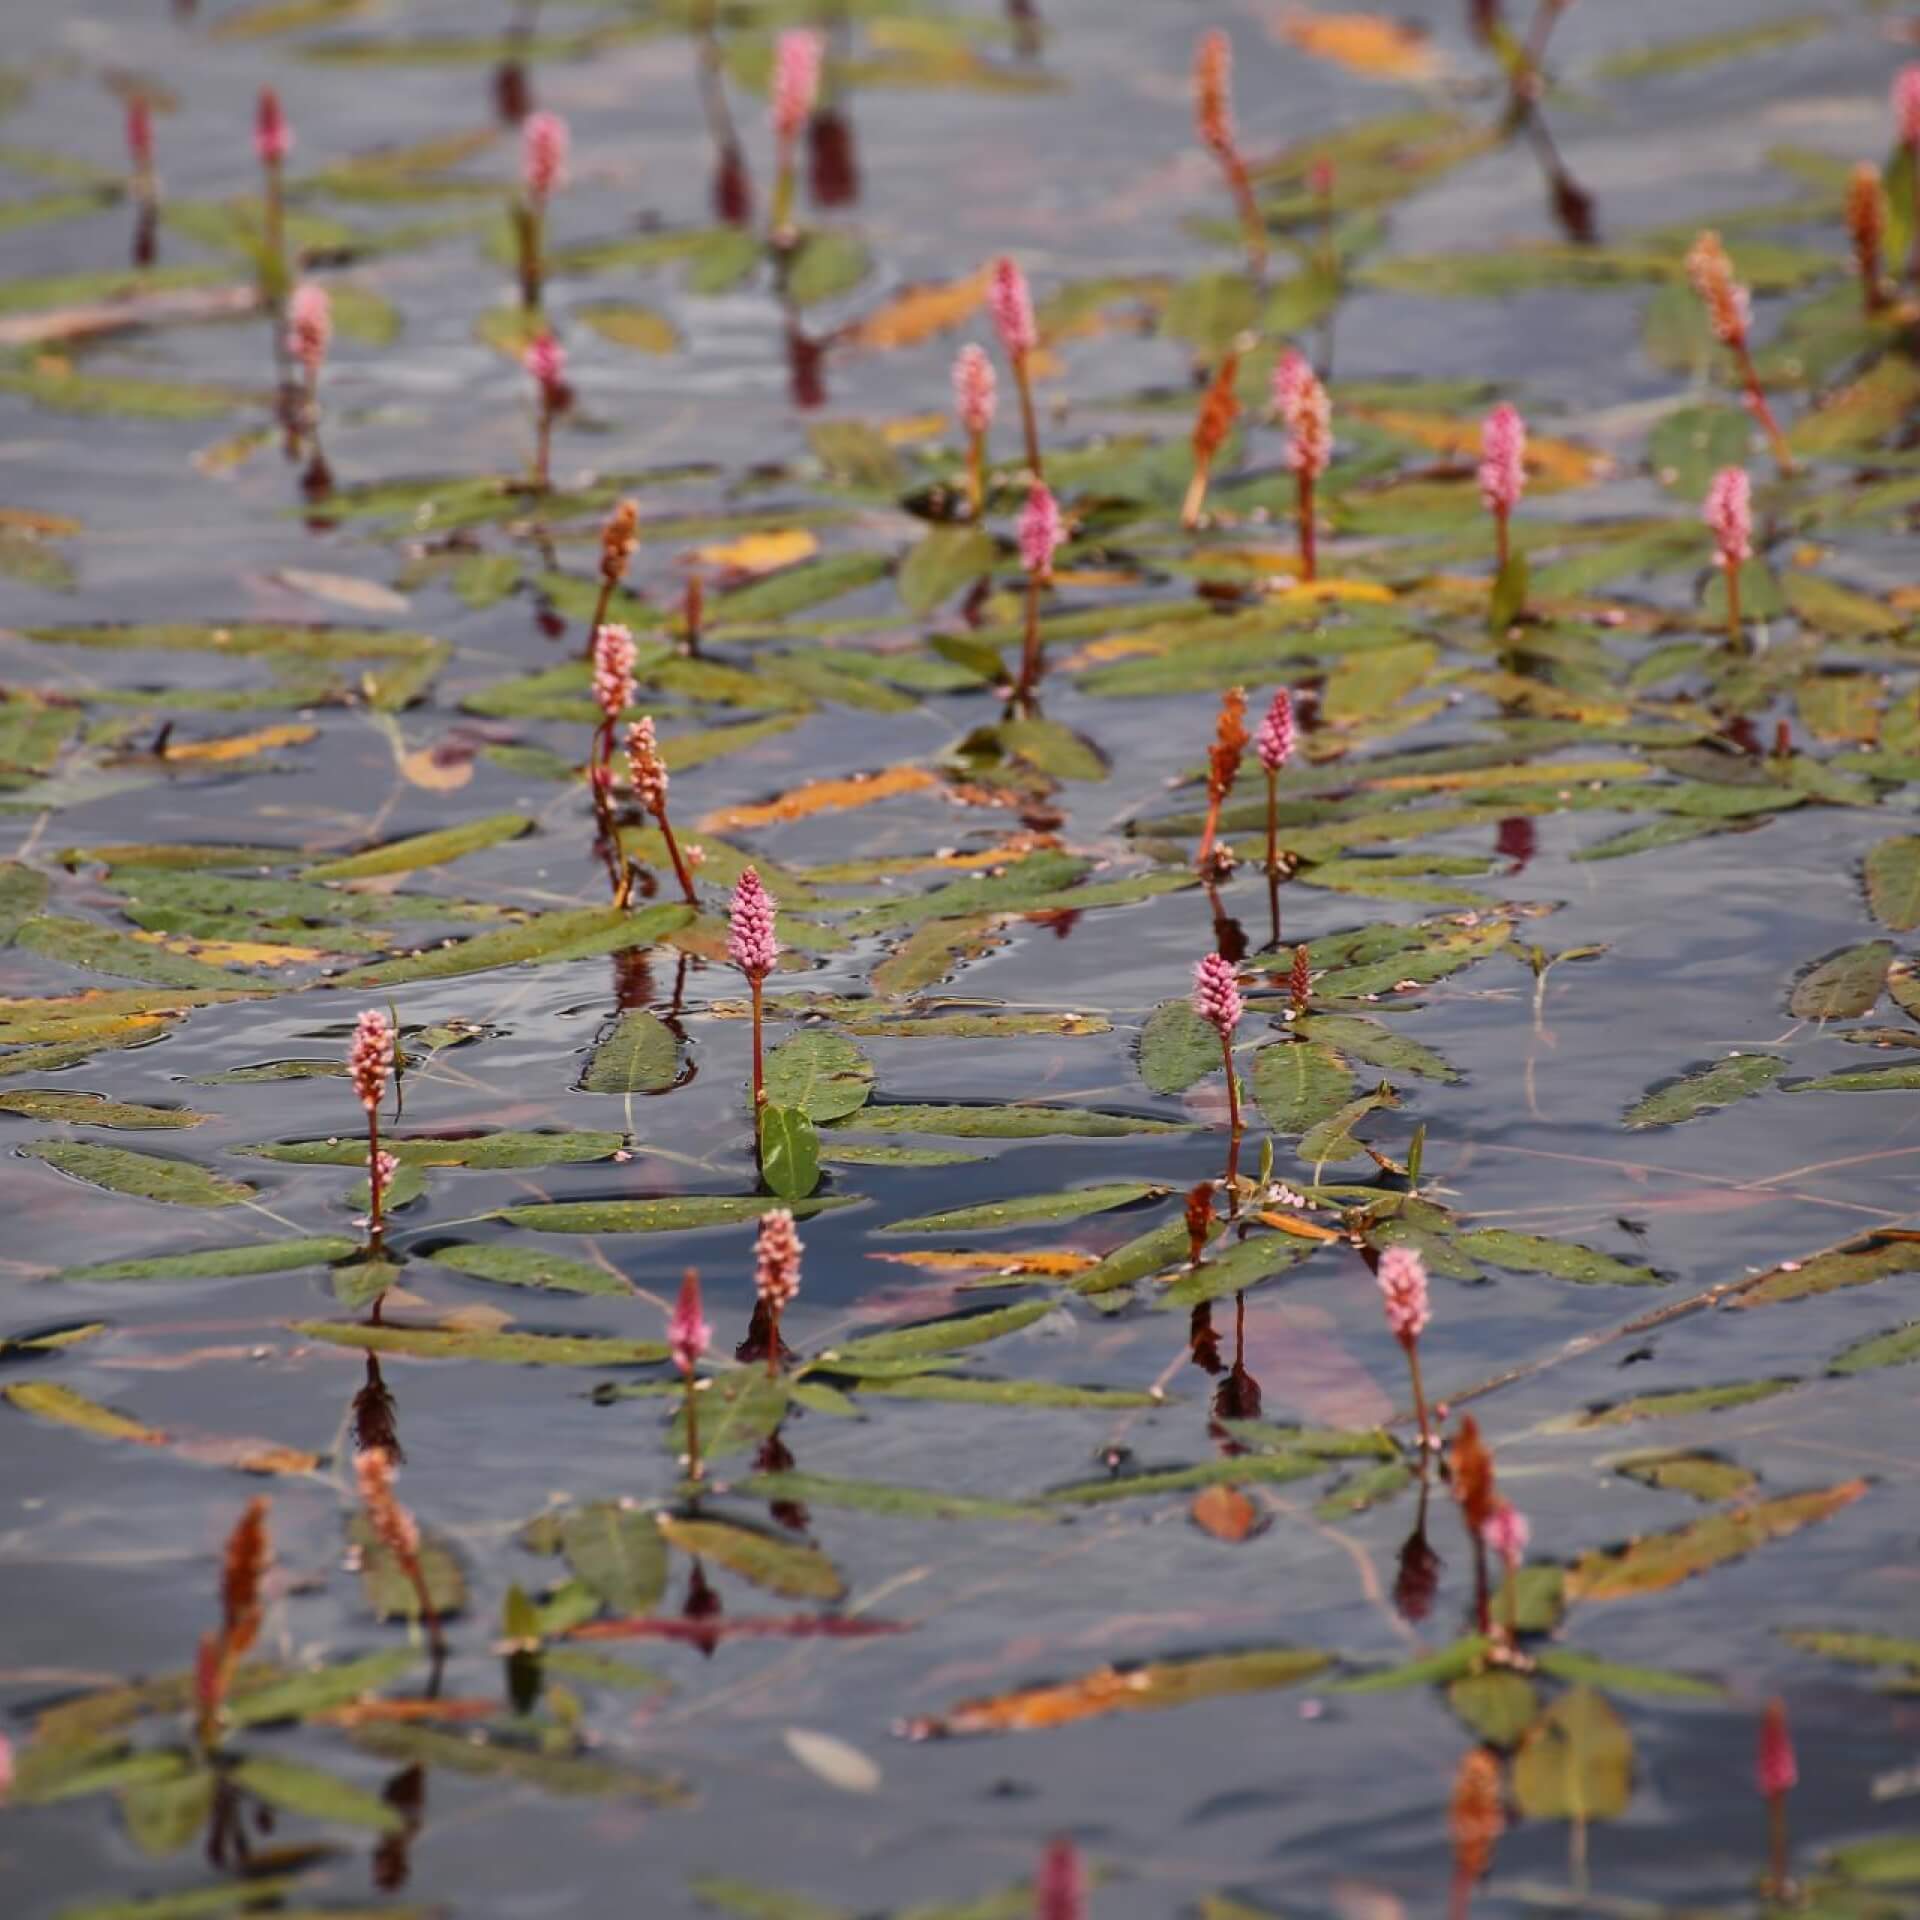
1733 340 1793 476
1012 351 1043 480
653 804 700 907
1402 1334 1432 1455
1494 504 1510 574
1220 1026 1242 1198
749 974 766 1110
365 1108 385 1247
1297 470 1317 582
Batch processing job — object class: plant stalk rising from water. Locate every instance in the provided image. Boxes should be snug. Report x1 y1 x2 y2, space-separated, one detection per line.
1705 465 1753 647
953 343 996 520
1273 349 1330 582
729 865 780 1110
628 716 701 907
1376 1243 1433 1455
769 31 822 247
1015 481 1064 704
990 255 1044 479
349 1008 395 1248
1256 687 1295 942
517 109 567 311
1193 951 1244 1189
1686 230 1791 475
1194 31 1266 282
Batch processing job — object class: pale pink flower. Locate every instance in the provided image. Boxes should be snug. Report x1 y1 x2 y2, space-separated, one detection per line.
989 256 1038 359
728 865 780 979
254 88 291 166
669 1268 711 1377
0 1730 12 1803
627 715 668 814
524 330 566 395
1035 1837 1086 1920
522 110 568 204
127 97 153 173
1255 688 1295 774
355 1447 419 1559
1273 349 1331 480
1479 402 1526 516
1758 1698 1797 1800
1481 1499 1529 1565
1018 483 1065 579
348 1009 393 1114
1376 1244 1430 1341
953 343 997 437
1191 952 1243 1034
755 1207 803 1310
1896 66 1920 147
590 623 636 723
772 30 824 142
1705 466 1753 569
287 282 331 380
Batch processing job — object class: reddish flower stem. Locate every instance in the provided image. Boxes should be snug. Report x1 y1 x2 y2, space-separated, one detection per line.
1011 351 1043 480
1297 469 1317 582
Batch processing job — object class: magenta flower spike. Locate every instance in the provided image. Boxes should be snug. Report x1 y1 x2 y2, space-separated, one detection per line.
989 257 1043 479
1256 689 1295 776
254 87 292 166
287 282 331 384
954 342 997 519
590 622 636 728
1899 67 1920 282
522 110 569 206
1759 1696 1797 1893
1273 349 1331 582
1192 952 1244 1191
1705 465 1753 645
754 1206 803 1377
1035 1837 1087 1920
1481 1499 1529 1567
525 331 566 491
772 30 823 142
1018 483 1065 582
730 865 780 1112
127 96 154 178
1479 402 1526 568
348 1009 395 1246
1375 1243 1434 1453
1686 230 1792 474
625 717 700 908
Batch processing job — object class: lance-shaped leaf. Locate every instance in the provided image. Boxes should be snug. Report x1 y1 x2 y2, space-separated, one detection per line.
764 1031 873 1121
1790 941 1892 1020
656 1514 844 1601
759 1103 822 1201
579 1010 680 1094
881 1182 1160 1235
1511 1687 1633 1822
22 1141 254 1206
1623 1053 1785 1129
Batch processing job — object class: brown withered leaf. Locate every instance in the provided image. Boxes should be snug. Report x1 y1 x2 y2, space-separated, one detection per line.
701 764 938 831
1275 9 1441 80
842 267 990 351
1191 1484 1264 1542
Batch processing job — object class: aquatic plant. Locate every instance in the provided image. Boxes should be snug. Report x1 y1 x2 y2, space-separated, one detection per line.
286 281 330 452
1704 465 1753 647
586 498 640 654
1255 687 1295 939
753 1207 803 1377
1288 939 1311 1017
953 342 996 520
1014 481 1065 703
1195 684 1247 875
769 30 823 247
989 255 1044 478
668 1268 712 1482
1181 348 1240 530
524 329 567 492
1847 162 1888 314
516 108 568 310
1479 403 1526 571
1272 348 1330 581
1897 68 1920 282
253 88 291 304
1449 1746 1505 1920
1375 1243 1434 1455
627 716 702 907
1758 1696 1797 1894
1685 230 1791 475
1482 1498 1529 1640
1192 951 1244 1187
1449 1414 1499 1637
348 1008 395 1247
1194 30 1265 281
1035 1836 1086 1920
194 1497 270 1751
728 865 780 1110
356 1446 444 1662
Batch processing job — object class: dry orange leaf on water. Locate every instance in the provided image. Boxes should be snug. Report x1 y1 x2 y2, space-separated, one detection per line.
702 763 938 831
1275 9 1440 80
843 267 989 351
149 722 317 766
400 741 476 792
691 528 818 574
1348 407 1606 491
1191 1484 1263 1542
1255 1208 1343 1242
870 1249 1097 1277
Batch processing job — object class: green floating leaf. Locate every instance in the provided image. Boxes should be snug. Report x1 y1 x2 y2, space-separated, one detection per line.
833 1103 1185 1140
882 1181 1160 1235
765 1030 874 1121
759 1103 823 1201
1449 1669 1539 1748
898 524 996 616
0 1088 203 1129
1615 1450 1757 1502
348 1511 465 1623
4 1380 163 1445
16 915 270 990
1790 941 1892 1021
576 301 679 353
225 1648 419 1728
1780 1627 1920 1674
674 1368 792 1463
290 1321 667 1367
1069 1215 1191 1296
1043 1454 1322 1505
1458 1228 1659 1287
1575 1378 1798 1428
687 1879 853 1920
656 1513 844 1601
1251 1040 1354 1137
526 1501 669 1616
1156 1231 1319 1310
1825 1834 1920 1886
245 1129 623 1170
58 1235 357 1283
1623 1053 1785 1129
1566 1480 1868 1599
839 1376 1158 1409
22 1141 253 1207
737 1472 1049 1523
500 1194 849 1235
228 1755 404 1834
1531 1647 1723 1700
348 1719 689 1805
1736 1237 1920 1307
1297 1012 1459 1083
331 902 692 988
820 1299 1053 1368
1789 1063 1920 1094
1138 998 1223 1095
1829 1321 1920 1376
1865 836 1920 933
425 1243 628 1296
579 1009 681 1095
1511 1687 1633 1823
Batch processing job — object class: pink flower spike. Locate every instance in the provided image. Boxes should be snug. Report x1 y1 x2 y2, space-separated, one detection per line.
989 256 1037 359
953 343 997 436
1256 688 1295 774
1376 1244 1430 1342
1758 1698 1798 1800
254 88 291 166
355 1448 419 1559
1191 952 1243 1036
1896 66 1920 147
669 1268 711 1378
1273 348 1331 481
1035 1837 1086 1920
1479 402 1527 515
127 97 153 172
772 30 824 142
1018 483 1065 579
287 282 331 380
371 1148 399 1188
522 110 569 203
590 623 636 724
524 330 567 396
755 1207 803 1310
348 1009 394 1114
0 1730 12 1803
1705 465 1753 569
627 715 668 814
1481 1499 1530 1565
728 865 780 980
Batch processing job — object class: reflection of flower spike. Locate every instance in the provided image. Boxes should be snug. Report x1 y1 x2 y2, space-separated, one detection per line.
287 283 331 381
669 1267 711 1378
1449 1747 1505 1914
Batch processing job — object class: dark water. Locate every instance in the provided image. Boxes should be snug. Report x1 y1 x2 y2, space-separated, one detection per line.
3 1 1920 1916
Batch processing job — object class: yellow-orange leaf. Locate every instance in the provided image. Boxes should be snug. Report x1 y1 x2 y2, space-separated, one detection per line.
1191 1484 1262 1542
845 268 989 351
1276 9 1440 80
882 411 951 447
692 528 818 574
133 933 327 967
160 723 318 765
316 1697 497 1727
701 763 937 831
1255 1209 1343 1242
399 742 475 791
1349 406 1605 491
1272 577 1398 604
870 1249 1097 1276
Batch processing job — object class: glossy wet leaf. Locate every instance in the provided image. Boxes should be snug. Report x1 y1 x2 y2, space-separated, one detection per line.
819 1299 1053 1368
1734 1238 1920 1307
500 1194 849 1234
905 1645 1330 1737
1790 942 1892 1021
228 1755 404 1834
1251 1040 1355 1137
1574 1378 1798 1427
348 1719 689 1804
526 1502 669 1616
882 1181 1159 1235
425 1243 627 1297
58 1235 357 1283
1449 1670 1540 1748
348 1511 465 1622
579 1010 680 1095
1138 999 1222 1095
759 1104 822 1202
1864 836 1920 933
1829 1322 1920 1376
834 1103 1185 1140
1616 1450 1757 1502
4 1381 164 1445
656 1514 844 1601
1511 1687 1633 1823
22 1141 253 1206
740 1472 1048 1523
1458 1229 1659 1288
292 1321 667 1367
1623 1053 1786 1129
1566 1480 1868 1599
764 1031 874 1122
